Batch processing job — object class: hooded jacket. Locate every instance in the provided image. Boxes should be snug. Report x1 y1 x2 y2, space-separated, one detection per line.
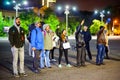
8 18 25 48
31 27 44 50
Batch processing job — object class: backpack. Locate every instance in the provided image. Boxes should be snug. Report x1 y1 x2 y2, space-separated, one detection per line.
27 23 37 43
75 32 85 47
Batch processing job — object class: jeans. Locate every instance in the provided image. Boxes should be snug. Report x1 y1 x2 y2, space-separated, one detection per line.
96 44 105 64
11 46 25 74
33 50 41 70
40 50 45 68
44 50 51 67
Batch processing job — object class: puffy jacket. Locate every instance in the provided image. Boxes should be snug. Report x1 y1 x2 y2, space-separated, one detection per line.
8 25 25 48
31 27 44 50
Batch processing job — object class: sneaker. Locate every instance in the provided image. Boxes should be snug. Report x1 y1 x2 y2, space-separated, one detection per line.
58 64 62 68
51 59 56 62
20 73 27 76
13 73 19 77
66 64 72 67
34 70 40 73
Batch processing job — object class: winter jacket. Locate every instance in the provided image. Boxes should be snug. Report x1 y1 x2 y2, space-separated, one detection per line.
44 31 53 50
31 27 44 50
8 25 25 48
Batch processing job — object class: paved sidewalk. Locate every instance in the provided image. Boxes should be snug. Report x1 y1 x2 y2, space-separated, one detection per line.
0 36 120 80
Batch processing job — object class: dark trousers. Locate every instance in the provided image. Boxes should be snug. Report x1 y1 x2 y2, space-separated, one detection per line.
58 48 69 64
85 42 92 60
33 50 41 70
76 47 86 65
105 46 109 58
50 47 56 59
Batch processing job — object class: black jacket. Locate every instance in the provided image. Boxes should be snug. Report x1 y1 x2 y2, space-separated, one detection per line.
8 25 25 48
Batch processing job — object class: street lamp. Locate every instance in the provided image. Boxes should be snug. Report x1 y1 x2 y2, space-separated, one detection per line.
94 10 110 22
6 0 28 17
57 5 77 35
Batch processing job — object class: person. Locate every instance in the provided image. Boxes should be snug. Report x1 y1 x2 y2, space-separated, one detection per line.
82 26 92 60
58 29 72 68
43 24 53 68
8 17 27 77
50 31 57 62
55 25 61 37
96 26 106 65
75 20 86 67
31 21 44 73
104 30 110 59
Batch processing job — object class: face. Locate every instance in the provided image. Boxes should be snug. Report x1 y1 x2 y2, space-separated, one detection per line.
83 26 88 31
63 30 66 35
15 18 20 26
45 26 50 31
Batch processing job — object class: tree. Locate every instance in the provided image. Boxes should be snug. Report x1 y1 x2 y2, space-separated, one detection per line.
44 8 60 32
90 19 105 35
19 11 41 33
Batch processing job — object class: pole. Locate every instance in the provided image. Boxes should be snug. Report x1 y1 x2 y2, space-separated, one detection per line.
64 9 69 35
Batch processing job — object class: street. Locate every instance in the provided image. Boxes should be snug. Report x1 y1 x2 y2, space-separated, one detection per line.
0 36 120 80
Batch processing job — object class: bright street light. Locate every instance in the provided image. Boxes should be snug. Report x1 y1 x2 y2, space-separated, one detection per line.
94 10 110 22
57 5 77 35
6 0 28 17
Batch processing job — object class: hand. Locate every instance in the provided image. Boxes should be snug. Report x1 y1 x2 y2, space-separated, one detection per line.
81 19 85 25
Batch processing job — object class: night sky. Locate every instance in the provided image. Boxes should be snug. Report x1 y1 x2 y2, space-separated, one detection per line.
0 0 120 11
56 0 120 11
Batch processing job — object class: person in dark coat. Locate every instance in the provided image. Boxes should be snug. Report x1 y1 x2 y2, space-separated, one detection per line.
8 17 27 77
82 26 92 60
75 20 86 67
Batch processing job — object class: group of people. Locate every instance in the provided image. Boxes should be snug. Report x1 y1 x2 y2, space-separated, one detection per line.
8 17 109 77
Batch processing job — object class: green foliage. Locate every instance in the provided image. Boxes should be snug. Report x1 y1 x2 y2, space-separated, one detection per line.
0 12 13 36
68 17 79 35
19 11 41 33
44 8 60 32
90 19 105 35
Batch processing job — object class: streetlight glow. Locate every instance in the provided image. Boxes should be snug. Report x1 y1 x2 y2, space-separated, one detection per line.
6 1 10 5
23 1 28 5
94 10 98 14
72 6 77 11
58 6 62 10
12 0 16 3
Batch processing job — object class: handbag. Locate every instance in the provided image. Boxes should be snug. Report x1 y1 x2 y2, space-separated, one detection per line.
63 42 71 49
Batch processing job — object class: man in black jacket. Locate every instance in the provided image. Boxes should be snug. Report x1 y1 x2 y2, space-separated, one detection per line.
75 20 86 67
8 17 27 77
82 26 92 60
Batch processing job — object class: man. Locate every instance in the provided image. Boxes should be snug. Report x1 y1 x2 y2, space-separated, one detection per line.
82 26 92 60
8 17 27 77
75 20 86 67
96 26 106 65
31 22 44 73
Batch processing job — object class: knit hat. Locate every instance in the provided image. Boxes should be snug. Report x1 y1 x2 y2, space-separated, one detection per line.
43 24 49 30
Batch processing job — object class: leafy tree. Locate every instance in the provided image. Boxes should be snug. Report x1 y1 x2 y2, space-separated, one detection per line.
68 17 79 35
44 8 60 32
19 11 41 33
90 19 105 35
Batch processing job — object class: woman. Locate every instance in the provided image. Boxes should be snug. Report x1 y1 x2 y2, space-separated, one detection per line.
58 29 71 68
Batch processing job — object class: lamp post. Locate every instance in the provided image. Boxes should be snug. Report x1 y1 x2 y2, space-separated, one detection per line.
64 6 70 35
6 0 28 17
94 10 110 22
57 5 76 35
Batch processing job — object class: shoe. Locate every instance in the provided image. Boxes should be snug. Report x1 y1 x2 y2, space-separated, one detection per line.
66 64 72 67
48 66 52 68
19 73 27 76
74 65 81 68
51 59 56 62
13 73 19 77
96 63 101 66
81 64 86 67
34 70 40 73
100 63 105 65
58 64 62 68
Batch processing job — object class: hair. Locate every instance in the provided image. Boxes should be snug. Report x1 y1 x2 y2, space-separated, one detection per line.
100 26 104 29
